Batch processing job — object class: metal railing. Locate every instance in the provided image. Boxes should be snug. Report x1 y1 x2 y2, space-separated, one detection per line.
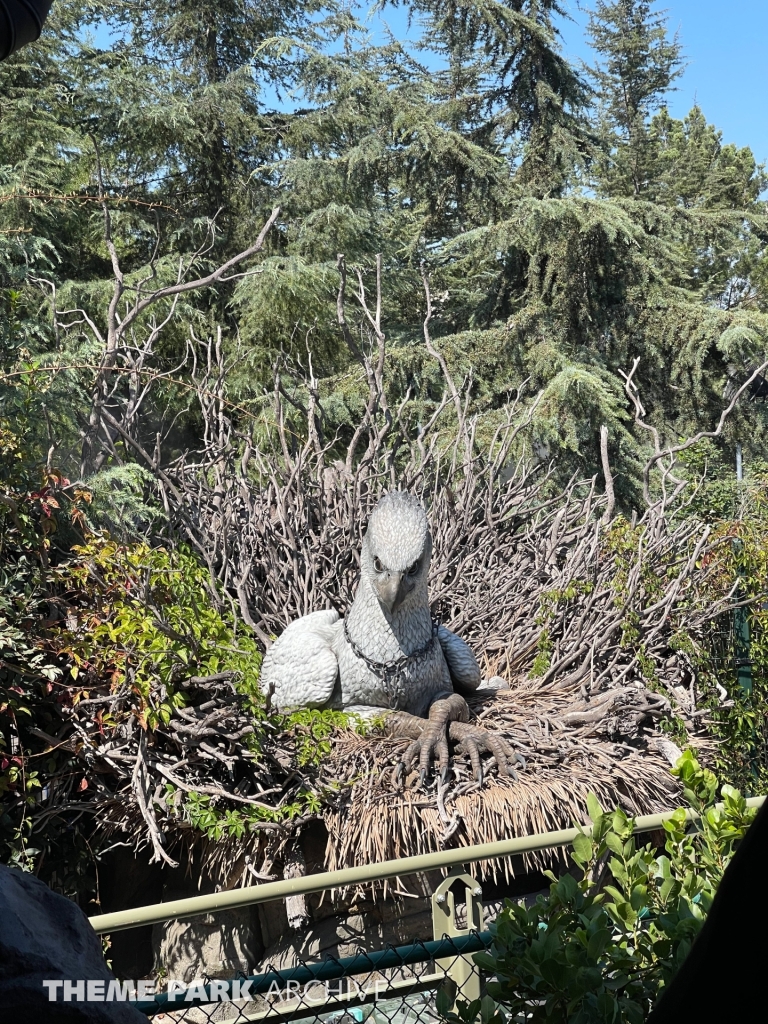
89 796 765 934
134 931 492 1021
85 796 764 1024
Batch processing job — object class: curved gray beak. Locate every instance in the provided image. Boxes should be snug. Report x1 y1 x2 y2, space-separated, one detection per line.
377 573 414 613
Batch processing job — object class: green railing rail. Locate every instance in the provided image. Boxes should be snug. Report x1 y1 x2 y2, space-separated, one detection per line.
89 795 765 935
134 932 492 1016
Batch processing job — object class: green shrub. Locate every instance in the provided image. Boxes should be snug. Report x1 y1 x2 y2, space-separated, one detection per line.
446 753 756 1024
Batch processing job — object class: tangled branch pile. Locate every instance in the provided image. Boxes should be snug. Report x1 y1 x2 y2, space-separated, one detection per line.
18 259 755 885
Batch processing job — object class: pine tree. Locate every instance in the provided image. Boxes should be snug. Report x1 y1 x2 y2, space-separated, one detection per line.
648 105 768 306
2 0 766 502
229 0 767 494
586 0 683 197
118 0 318 230
402 0 592 204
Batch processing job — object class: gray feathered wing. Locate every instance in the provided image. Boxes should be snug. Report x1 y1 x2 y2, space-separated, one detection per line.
260 609 341 709
437 624 481 692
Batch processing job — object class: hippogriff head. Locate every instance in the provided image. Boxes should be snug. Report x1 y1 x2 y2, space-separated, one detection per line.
361 491 432 614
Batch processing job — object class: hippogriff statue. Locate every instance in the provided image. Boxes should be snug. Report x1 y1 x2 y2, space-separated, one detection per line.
260 491 520 784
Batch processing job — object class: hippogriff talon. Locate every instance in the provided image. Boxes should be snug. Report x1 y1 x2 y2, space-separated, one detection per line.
440 764 452 785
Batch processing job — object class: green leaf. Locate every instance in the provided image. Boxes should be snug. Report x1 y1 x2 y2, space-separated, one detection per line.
479 995 499 1024
572 831 593 865
435 984 454 1017
586 793 604 823
660 877 677 904
586 928 611 961
605 832 625 856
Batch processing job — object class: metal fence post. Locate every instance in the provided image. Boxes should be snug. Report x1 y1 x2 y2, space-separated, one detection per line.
431 868 484 1008
734 441 757 784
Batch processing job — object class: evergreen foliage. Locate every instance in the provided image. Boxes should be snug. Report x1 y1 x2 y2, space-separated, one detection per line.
587 0 683 198
1 0 768 924
1 0 765 487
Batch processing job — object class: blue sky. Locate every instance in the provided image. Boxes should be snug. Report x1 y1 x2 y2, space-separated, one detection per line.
370 0 768 165
91 1 767 165
558 0 768 164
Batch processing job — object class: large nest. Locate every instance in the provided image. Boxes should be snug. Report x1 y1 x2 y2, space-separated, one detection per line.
83 403 721 884
323 685 686 879
40 276 743 884
93 675 686 887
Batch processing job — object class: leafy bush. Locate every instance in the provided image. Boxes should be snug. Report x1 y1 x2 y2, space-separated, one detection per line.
0 413 92 880
693 467 768 793
448 753 756 1024
54 536 264 731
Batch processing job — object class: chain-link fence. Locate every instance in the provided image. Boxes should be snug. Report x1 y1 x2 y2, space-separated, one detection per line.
82 800 763 1024
137 931 491 1024
135 868 490 1023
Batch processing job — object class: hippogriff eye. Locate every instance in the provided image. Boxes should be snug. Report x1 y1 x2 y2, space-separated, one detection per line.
407 560 420 576
373 556 384 573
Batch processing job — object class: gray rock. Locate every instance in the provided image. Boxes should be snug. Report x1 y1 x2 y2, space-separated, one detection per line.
152 904 260 985
0 863 146 1024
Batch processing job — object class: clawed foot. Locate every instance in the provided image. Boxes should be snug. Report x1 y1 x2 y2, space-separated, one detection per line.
396 719 453 788
388 696 523 788
448 720 523 786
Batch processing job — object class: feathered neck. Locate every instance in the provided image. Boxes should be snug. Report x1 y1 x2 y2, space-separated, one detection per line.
346 575 432 658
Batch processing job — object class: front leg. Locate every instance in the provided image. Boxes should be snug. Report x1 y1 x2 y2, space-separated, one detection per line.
387 693 469 786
